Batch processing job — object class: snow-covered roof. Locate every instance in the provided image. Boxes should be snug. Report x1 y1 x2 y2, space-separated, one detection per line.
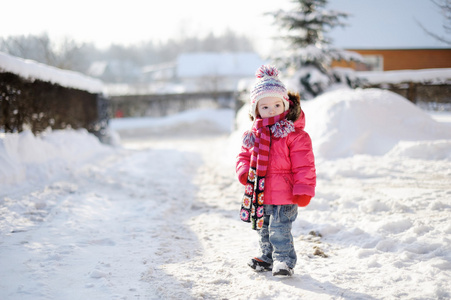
142 61 177 74
0 51 103 94
177 52 267 78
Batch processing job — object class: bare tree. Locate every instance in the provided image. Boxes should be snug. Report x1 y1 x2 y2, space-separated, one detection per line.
1 33 55 65
417 0 451 45
0 33 92 72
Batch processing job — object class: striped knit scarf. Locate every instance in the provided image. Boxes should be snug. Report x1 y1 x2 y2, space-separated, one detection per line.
240 111 292 230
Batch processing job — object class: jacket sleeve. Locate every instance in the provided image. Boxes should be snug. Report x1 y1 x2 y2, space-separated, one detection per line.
236 145 251 185
289 131 316 197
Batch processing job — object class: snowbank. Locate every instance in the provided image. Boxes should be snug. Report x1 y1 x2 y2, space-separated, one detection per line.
0 51 103 94
0 109 234 187
386 140 451 160
302 88 451 159
0 129 112 186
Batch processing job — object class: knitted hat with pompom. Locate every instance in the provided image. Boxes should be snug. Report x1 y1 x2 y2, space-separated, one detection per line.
249 65 289 118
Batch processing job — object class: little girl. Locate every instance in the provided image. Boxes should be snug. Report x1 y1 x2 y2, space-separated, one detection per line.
236 65 316 276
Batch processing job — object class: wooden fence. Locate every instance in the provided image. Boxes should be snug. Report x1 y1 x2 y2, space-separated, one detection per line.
0 71 109 139
368 82 451 110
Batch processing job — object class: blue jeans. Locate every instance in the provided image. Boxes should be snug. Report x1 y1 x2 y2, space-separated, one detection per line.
257 204 298 269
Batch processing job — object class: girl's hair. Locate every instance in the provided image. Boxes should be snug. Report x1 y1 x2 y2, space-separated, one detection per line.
249 91 302 122
286 91 301 122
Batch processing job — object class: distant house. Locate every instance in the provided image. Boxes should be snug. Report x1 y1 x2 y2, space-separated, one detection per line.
141 62 177 82
176 52 267 92
137 52 266 93
332 48 451 71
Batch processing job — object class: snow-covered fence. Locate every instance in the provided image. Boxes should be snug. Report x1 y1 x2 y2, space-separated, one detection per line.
0 52 109 139
359 68 451 110
110 91 236 118
383 83 450 110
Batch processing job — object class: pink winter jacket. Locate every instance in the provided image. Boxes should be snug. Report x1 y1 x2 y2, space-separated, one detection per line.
236 111 316 205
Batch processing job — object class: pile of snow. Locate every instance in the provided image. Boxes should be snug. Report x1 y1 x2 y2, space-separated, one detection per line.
0 108 234 187
0 129 112 186
0 51 103 94
301 88 451 159
386 140 451 160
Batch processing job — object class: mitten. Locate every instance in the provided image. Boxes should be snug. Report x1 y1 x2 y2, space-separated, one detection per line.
239 172 248 185
293 194 311 207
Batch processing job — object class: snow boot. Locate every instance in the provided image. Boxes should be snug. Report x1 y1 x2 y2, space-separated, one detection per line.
272 261 293 277
248 258 272 272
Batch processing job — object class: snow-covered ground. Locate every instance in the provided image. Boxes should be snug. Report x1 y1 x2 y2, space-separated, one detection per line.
1 88 451 299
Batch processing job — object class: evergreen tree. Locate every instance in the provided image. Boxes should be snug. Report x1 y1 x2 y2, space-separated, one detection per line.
269 0 362 99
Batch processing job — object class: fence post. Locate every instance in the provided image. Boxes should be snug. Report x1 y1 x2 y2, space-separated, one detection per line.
407 82 417 104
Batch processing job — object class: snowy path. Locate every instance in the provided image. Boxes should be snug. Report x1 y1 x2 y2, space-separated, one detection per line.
118 135 368 300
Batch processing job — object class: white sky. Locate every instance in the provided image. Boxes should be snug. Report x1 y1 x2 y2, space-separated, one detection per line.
1 0 448 55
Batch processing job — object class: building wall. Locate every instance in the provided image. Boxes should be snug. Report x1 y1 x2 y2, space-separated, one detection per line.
333 49 451 71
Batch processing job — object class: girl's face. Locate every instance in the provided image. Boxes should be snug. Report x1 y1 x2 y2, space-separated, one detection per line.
257 97 285 119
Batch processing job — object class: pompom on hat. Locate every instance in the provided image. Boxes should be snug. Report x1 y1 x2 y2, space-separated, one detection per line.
249 65 289 118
